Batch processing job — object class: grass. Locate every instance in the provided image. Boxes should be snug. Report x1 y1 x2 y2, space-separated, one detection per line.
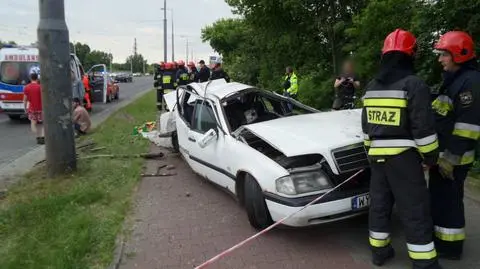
0 90 157 269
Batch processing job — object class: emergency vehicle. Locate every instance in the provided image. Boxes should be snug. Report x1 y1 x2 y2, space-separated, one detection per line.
0 45 97 120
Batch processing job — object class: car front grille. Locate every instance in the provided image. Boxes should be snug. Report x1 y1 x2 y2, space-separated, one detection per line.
332 143 369 173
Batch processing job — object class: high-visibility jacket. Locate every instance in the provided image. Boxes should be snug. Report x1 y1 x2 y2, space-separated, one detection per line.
432 68 480 166
361 75 439 158
161 71 176 90
176 68 190 86
284 73 298 95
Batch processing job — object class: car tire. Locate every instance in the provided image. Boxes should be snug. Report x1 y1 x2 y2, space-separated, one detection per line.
8 115 22 120
171 131 179 153
244 174 273 229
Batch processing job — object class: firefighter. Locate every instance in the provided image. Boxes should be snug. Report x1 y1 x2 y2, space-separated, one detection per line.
362 29 442 269
157 62 176 111
154 62 165 110
82 74 92 111
176 60 190 86
187 61 199 83
210 61 231 82
430 31 480 260
283 66 298 99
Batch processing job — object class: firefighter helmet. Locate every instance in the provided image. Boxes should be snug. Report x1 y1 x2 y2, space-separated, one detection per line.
382 29 417 56
435 31 476 63
187 61 195 67
165 62 173 70
177 60 185 66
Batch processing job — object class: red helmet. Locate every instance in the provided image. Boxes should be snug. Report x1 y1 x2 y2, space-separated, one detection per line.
177 60 185 66
159 62 165 69
382 29 417 56
187 61 195 67
164 62 173 70
435 31 476 63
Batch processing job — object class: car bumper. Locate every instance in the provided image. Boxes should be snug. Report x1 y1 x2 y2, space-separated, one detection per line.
265 190 369 227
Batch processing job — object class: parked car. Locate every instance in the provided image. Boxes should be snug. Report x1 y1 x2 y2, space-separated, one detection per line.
86 64 119 103
160 79 370 229
114 72 133 83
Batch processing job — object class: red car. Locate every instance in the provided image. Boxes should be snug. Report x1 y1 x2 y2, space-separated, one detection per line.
87 64 119 103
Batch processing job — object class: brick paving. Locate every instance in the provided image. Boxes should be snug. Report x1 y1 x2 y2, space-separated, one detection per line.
118 147 480 269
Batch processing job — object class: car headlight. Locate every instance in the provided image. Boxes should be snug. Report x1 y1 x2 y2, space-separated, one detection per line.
276 170 332 195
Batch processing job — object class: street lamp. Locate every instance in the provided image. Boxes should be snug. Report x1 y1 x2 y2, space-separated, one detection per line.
161 7 174 61
179 35 189 62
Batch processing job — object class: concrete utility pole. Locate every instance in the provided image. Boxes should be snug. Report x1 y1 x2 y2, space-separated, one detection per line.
171 10 174 61
163 0 167 62
37 0 76 177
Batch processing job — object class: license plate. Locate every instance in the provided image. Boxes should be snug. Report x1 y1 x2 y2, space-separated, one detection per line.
2 102 23 110
352 194 370 210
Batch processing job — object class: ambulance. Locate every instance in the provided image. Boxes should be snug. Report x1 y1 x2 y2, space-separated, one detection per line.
0 45 92 120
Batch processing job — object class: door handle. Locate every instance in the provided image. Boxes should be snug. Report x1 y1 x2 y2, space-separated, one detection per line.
188 136 196 142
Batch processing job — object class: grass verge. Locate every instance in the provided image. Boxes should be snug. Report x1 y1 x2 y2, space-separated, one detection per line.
0 90 156 269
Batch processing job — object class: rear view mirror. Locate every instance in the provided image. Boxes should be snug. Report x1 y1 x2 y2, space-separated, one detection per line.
198 129 217 148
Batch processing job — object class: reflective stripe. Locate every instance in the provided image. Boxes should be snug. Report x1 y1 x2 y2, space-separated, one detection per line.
368 147 409 156
414 134 438 146
370 231 390 240
453 122 480 140
369 237 391 248
364 140 371 147
443 150 475 165
417 140 439 153
434 226 466 242
363 133 370 140
370 139 416 148
437 95 453 105
408 249 437 260
363 98 407 108
364 90 407 99
407 242 434 252
432 95 454 116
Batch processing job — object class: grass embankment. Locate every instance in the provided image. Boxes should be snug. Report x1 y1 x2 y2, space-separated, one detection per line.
0 90 156 269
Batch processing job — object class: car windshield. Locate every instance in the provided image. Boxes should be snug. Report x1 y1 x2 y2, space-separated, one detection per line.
222 90 316 132
0 61 40 85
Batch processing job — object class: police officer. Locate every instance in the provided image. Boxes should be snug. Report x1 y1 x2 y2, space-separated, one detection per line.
187 61 199 83
157 62 176 111
362 29 442 269
176 60 190 86
210 61 231 82
283 66 298 99
430 31 480 260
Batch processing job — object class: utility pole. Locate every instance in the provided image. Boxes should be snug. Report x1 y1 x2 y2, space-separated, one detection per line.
186 38 189 63
109 50 112 71
171 10 174 61
163 0 167 62
37 0 76 177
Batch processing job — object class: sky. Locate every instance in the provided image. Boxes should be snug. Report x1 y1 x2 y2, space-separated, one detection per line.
0 0 235 64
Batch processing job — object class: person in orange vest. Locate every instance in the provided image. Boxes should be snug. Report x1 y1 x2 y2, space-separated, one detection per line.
82 74 92 111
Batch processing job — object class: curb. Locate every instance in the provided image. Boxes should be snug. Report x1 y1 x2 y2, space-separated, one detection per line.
0 88 153 189
465 177 480 204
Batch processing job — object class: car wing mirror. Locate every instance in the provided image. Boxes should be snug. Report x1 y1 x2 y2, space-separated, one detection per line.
198 128 217 148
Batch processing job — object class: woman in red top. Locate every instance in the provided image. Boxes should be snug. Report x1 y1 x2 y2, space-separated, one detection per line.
23 72 45 144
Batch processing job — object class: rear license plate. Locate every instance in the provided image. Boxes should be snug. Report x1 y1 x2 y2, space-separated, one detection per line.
352 194 370 210
2 102 23 110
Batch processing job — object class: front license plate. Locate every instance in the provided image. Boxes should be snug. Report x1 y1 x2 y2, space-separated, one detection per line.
352 194 370 210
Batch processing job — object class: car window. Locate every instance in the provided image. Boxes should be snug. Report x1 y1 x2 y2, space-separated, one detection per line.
192 101 218 133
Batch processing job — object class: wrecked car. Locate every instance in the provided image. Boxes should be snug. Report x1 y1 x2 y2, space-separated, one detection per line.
160 79 370 229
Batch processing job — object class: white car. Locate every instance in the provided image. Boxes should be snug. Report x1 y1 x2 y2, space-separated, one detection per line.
161 79 370 229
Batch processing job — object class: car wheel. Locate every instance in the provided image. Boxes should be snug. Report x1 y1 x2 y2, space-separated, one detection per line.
244 174 273 229
171 131 179 153
8 115 22 120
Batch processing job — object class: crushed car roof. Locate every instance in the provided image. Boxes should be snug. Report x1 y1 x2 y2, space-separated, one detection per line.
188 79 255 100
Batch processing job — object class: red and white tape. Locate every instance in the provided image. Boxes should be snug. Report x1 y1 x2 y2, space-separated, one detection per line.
194 169 365 269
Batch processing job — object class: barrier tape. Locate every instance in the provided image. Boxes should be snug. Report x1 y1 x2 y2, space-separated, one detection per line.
194 168 366 269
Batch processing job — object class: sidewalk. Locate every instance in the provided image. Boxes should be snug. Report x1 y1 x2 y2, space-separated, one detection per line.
117 146 480 269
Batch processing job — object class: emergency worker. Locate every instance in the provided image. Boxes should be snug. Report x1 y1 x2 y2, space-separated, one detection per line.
430 31 480 260
176 60 190 86
362 29 442 269
154 62 165 110
210 62 231 82
283 66 298 99
82 74 92 111
188 61 199 83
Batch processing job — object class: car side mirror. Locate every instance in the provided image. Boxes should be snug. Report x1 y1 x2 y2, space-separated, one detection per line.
198 128 217 148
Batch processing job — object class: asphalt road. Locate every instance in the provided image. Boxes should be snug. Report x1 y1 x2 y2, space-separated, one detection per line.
0 76 153 167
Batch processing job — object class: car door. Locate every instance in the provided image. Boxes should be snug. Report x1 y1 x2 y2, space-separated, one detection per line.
186 99 235 191
174 88 198 162
86 64 108 103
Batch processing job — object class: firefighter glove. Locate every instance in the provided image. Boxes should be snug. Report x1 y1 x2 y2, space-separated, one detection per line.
438 157 454 180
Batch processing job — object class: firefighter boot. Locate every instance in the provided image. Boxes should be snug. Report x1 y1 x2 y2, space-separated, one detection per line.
372 245 395 266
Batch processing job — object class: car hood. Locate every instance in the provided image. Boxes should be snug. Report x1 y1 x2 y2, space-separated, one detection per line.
243 109 363 157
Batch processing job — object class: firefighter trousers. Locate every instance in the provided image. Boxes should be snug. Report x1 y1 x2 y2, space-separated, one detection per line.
429 165 468 257
369 149 440 269
156 88 164 111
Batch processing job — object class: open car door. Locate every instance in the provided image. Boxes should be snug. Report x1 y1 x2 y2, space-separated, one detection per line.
87 64 108 103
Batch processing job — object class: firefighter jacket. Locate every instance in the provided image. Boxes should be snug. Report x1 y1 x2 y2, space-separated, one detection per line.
211 68 231 82
176 68 190 86
189 69 199 83
432 67 480 166
362 75 439 160
161 71 176 90
284 73 298 95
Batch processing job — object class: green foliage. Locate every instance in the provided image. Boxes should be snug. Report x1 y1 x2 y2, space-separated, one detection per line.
203 0 480 109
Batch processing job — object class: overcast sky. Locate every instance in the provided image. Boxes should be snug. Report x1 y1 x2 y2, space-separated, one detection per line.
0 0 235 64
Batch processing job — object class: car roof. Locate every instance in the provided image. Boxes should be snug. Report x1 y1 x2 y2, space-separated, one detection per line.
188 80 255 100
